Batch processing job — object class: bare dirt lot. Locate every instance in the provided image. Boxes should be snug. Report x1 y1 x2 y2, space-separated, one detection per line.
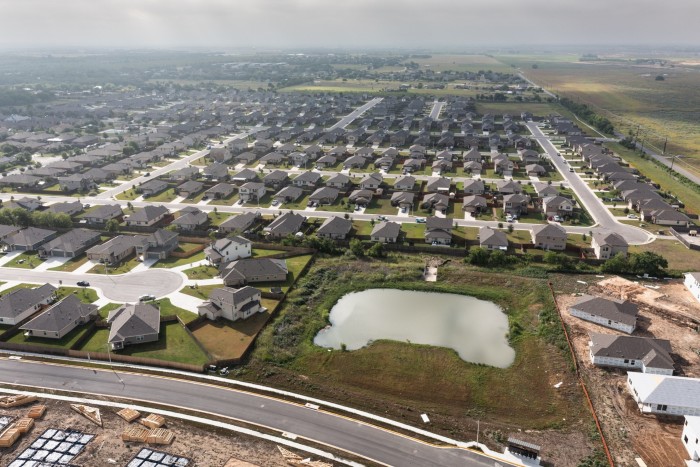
555 276 700 467
0 399 302 467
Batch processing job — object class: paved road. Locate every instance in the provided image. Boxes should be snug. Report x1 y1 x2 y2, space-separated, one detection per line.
527 123 651 244
0 268 183 302
429 100 445 121
0 359 501 467
328 98 383 131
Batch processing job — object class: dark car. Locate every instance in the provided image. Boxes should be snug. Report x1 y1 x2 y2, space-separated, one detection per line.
77 281 90 287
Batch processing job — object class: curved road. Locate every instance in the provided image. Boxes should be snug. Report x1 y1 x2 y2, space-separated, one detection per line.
0 268 183 302
0 359 502 467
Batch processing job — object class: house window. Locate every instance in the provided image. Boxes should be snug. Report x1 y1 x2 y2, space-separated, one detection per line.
624 359 629 364
657 404 667 411
136 335 144 342
684 435 688 443
630 360 635 365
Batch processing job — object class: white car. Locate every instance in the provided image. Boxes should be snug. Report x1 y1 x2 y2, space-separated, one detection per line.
271 199 280 206
553 215 563 222
627 214 639 219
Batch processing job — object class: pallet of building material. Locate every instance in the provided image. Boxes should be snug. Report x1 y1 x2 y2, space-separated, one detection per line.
277 446 333 467
121 425 149 443
223 457 261 467
139 413 165 429
14 417 34 434
0 426 21 448
26 404 46 419
0 394 37 408
70 404 102 427
146 428 174 445
116 408 141 423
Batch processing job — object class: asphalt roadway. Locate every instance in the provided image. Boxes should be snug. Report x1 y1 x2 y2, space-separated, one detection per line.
328 98 384 131
0 359 503 467
0 268 182 302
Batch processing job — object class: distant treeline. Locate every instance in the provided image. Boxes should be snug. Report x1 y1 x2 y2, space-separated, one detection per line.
559 97 615 135
0 89 55 107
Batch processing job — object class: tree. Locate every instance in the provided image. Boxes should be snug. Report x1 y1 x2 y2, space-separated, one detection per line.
349 238 365 257
600 252 630 274
629 251 668 276
655 75 665 81
105 219 120 232
367 242 384 258
466 247 490 266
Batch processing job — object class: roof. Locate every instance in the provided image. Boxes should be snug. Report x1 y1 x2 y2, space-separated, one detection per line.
21 295 96 333
207 286 260 310
46 201 83 215
205 182 234 194
531 223 567 239
426 217 452 230
7 227 56 247
173 210 208 227
140 179 169 192
39 228 100 253
479 227 508 247
570 295 638 327
294 171 321 183
222 258 288 282
627 373 700 409
177 180 204 192
592 231 628 248
0 284 56 320
219 212 259 232
265 212 305 235
426 177 451 191
317 216 352 236
128 205 168 223
107 303 160 344
590 333 673 370
85 204 122 220
371 221 400 238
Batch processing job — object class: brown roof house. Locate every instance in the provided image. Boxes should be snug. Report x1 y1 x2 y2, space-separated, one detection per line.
197 286 265 322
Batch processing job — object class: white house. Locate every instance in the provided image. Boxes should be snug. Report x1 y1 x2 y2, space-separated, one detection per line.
204 236 252 266
197 286 265 322
684 272 700 305
569 295 637 334
627 373 700 416
682 416 700 463
589 333 674 375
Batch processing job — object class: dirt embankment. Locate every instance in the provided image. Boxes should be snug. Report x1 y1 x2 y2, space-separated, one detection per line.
556 276 700 467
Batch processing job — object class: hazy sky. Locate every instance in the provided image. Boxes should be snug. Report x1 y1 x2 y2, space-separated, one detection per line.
0 0 698 50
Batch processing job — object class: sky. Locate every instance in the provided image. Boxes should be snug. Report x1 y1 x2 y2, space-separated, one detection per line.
0 0 698 50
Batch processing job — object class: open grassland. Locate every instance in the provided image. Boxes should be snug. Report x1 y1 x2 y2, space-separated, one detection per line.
243 255 588 443
630 240 700 274
409 54 514 73
502 56 700 175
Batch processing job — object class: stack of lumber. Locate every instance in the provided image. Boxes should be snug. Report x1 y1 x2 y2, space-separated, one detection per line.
140 414 165 429
277 446 333 467
146 428 174 445
14 417 33 433
0 395 37 408
116 408 140 423
121 425 149 443
70 404 102 427
26 405 46 419
0 425 21 448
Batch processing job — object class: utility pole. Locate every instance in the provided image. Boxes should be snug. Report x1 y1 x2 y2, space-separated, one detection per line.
662 138 667 155
476 420 480 445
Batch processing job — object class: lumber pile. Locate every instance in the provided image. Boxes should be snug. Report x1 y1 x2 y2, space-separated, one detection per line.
146 428 174 445
14 417 33 434
70 404 102 427
277 446 333 467
0 394 37 408
121 425 149 443
0 426 21 448
26 405 46 419
140 413 165 429
223 458 261 467
116 408 141 423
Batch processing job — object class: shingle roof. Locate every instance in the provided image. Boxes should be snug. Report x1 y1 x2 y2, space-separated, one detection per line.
590 333 673 370
128 205 168 223
371 221 400 238
39 228 100 254
107 303 160 344
317 216 352 236
0 284 56 320
570 295 638 327
21 295 96 333
627 373 700 409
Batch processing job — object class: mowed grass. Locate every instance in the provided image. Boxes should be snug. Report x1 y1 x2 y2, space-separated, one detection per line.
3 251 44 269
630 240 700 274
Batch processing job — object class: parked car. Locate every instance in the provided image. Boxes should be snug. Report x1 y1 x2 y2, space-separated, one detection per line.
218 367 230 376
415 217 426 223
377 216 387 221
627 214 639 219
553 215 563 222
144 172 150 177
139 294 156 302
77 281 90 287
271 199 280 206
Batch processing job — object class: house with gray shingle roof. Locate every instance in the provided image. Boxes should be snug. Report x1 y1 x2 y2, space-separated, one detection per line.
264 212 305 239
221 258 288 287
204 182 235 200
205 236 251 265
218 212 260 234
46 201 83 217
136 229 178 260
0 224 22 243
172 208 209 231
370 221 400 243
6 227 58 251
107 303 160 350
316 216 352 240
589 333 674 375
125 205 169 227
569 294 638 334
479 227 508 250
86 235 142 265
21 295 97 339
138 179 169 197
0 284 56 325
592 231 629 260
37 228 101 258
197 286 264 322
81 204 123 225
626 373 700 416
530 224 567 251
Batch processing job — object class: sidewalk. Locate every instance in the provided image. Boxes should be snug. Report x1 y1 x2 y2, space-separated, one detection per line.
72 259 98 275
34 257 69 271
0 251 21 267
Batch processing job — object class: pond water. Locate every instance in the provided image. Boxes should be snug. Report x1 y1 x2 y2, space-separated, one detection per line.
314 289 515 368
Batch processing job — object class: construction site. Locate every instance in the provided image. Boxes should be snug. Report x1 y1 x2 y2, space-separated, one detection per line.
0 395 334 466
554 275 700 467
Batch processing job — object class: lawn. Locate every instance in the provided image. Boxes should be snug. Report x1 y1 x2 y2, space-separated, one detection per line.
88 255 140 274
145 188 178 203
180 283 222 300
208 212 234 226
630 240 700 274
115 189 140 201
56 286 99 304
208 193 240 206
98 302 122 319
152 250 206 268
363 198 399 215
3 251 44 269
183 265 219 280
252 248 286 257
7 324 92 350
48 254 90 272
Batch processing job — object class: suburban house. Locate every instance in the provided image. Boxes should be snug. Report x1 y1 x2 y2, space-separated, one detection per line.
349 189 373 206
316 216 352 240
592 231 629 260
135 229 179 260
86 235 142 265
0 284 57 325
218 212 260 234
325 173 351 189
682 416 700 462
534 183 560 198
541 196 574 218
221 258 288 287
627 373 700 416
46 201 83 217
81 204 123 225
463 179 485 195
589 333 674 375
264 212 305 239
21 295 97 339
172 207 209 231
463 161 482 175
569 294 638 334
205 236 252 265
0 224 22 243
263 170 289 189
402 158 425 173
126 205 169 227
239 182 266 203
462 195 488 214
503 194 530 215
208 147 232 163
309 187 340 206
315 155 337 169
169 166 200 182
176 180 205 198
197 286 265 322
495 179 523 195
37 228 101 258
292 171 321 188
463 147 482 163
370 221 400 243
5 227 57 251
421 193 450 213
203 163 231 182
425 217 453 245
204 182 235 200
359 173 383 190
107 303 160 350
391 191 415 210
530 224 567 250
274 186 304 204
426 177 451 193
393 175 416 191
684 272 700 305
479 227 508 250
525 164 547 177
138 179 169 197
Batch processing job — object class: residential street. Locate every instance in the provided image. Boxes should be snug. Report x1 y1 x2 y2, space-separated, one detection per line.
0 359 503 467
328 97 383 131
429 100 445 120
